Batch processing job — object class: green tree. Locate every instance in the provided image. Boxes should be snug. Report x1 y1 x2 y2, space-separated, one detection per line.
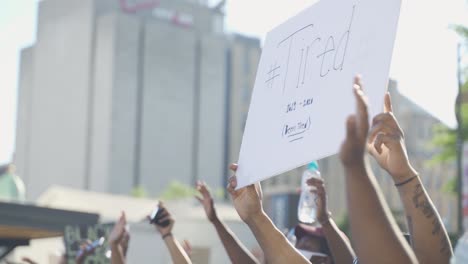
431 25 468 195
160 181 198 200
432 26 468 162
130 185 148 198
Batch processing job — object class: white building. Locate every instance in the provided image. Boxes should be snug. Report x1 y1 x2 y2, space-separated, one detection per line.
15 0 260 200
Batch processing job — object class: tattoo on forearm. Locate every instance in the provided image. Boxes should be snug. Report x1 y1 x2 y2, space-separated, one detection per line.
412 184 451 256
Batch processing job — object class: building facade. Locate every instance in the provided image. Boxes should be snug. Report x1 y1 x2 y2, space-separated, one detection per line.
263 80 458 233
15 0 260 199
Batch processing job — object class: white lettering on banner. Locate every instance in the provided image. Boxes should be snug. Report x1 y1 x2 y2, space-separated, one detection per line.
236 0 402 189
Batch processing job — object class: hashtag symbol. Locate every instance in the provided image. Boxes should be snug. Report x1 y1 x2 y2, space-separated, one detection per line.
265 63 281 89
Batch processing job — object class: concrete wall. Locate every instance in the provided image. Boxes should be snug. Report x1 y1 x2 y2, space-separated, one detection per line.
139 22 196 196
89 13 115 193
26 0 97 199
227 37 261 168
196 35 227 189
15 47 34 186
108 14 142 194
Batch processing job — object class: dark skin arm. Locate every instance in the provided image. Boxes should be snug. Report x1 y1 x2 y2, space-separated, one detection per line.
307 177 356 264
227 164 310 264
152 202 192 264
196 182 259 264
368 93 453 263
339 76 418 264
108 212 128 264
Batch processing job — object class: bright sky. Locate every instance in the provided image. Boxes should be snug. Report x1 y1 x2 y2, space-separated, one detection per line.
0 0 467 164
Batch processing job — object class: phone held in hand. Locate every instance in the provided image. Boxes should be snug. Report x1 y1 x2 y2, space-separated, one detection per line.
149 206 171 227
76 237 105 259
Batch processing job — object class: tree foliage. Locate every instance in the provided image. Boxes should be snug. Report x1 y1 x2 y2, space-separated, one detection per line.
431 25 468 164
160 181 198 200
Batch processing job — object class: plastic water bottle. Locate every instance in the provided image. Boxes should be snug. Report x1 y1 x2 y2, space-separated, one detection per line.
298 161 322 225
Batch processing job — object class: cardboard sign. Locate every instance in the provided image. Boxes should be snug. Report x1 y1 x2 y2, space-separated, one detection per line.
236 0 402 188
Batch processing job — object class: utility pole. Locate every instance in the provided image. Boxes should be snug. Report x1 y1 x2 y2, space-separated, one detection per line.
456 42 464 235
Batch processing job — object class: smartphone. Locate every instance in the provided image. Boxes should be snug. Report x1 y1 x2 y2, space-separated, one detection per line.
76 237 105 259
149 206 170 227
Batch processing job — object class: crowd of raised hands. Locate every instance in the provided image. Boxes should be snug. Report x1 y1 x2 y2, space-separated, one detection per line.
92 76 452 264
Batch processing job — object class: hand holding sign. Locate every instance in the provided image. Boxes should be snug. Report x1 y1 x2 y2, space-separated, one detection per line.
236 0 402 188
227 164 264 224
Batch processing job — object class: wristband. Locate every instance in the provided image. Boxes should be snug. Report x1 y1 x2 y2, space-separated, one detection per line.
395 175 418 187
162 233 173 240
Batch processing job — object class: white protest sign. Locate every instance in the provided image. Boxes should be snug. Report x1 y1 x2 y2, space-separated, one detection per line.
236 0 402 188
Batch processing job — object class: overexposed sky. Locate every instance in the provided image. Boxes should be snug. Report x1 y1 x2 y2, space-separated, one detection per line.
0 0 467 164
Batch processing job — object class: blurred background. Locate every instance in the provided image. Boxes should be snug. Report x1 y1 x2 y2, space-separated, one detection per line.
0 0 467 263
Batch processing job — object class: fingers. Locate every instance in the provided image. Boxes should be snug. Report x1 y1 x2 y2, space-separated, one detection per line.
118 211 126 226
384 92 393 113
307 179 326 196
371 113 395 127
373 133 398 154
227 175 237 195
197 182 211 199
371 113 402 133
158 215 171 224
230 163 238 172
368 120 395 143
353 76 369 138
307 177 325 189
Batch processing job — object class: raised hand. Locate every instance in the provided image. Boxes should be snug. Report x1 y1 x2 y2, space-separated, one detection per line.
151 202 175 237
121 230 130 257
227 164 263 224
109 212 127 247
367 93 417 182
340 76 369 168
196 181 217 222
307 177 330 225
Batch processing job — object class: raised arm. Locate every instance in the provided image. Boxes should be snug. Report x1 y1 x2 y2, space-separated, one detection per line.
307 177 356 264
108 212 128 264
227 164 310 264
339 76 418 264
152 202 192 264
196 182 259 264
368 93 453 263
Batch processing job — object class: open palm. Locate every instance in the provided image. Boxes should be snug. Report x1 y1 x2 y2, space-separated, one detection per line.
196 181 216 222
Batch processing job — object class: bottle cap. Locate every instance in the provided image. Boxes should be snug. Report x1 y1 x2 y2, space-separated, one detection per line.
307 161 319 171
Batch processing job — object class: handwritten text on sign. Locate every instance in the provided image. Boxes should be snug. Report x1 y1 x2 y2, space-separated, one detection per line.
236 0 402 188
